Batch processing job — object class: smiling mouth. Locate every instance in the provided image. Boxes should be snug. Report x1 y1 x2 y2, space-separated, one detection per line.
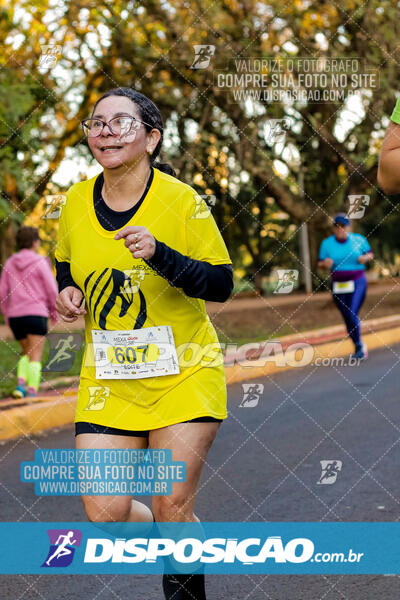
100 145 124 152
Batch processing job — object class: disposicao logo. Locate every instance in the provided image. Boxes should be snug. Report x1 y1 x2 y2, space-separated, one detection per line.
42 529 82 567
83 536 315 564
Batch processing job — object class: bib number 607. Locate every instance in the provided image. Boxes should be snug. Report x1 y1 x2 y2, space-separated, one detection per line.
107 344 160 365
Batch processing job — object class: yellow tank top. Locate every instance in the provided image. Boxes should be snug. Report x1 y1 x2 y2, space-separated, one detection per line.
55 167 232 429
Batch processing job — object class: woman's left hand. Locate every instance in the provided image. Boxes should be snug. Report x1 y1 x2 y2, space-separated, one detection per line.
358 252 373 264
114 226 156 260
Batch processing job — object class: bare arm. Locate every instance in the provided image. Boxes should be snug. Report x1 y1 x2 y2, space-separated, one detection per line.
377 121 400 194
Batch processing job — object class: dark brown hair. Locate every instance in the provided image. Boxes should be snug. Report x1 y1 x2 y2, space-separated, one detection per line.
92 87 176 177
16 226 40 250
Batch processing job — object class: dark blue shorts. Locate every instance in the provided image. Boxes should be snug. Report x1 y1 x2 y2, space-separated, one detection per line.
75 416 223 437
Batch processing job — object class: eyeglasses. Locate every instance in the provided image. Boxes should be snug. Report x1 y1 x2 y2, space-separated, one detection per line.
81 116 154 138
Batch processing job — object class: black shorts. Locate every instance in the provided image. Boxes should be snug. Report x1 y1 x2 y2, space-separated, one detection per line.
8 315 48 340
75 416 223 437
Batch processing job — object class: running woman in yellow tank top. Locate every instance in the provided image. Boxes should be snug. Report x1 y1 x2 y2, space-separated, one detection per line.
55 87 233 599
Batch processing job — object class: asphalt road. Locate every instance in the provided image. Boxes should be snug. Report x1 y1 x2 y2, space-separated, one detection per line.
2 342 400 599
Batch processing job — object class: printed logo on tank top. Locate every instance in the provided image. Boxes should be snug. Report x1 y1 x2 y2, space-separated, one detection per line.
84 268 147 330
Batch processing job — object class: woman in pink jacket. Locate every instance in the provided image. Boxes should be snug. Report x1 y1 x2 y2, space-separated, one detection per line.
0 226 58 398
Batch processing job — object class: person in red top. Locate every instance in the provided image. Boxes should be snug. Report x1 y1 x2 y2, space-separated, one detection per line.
0 226 58 398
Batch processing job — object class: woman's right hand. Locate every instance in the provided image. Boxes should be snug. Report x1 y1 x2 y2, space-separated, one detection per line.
56 286 87 322
322 258 334 269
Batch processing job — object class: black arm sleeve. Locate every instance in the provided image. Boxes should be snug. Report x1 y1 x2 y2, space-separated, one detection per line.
144 239 234 302
55 243 234 302
55 259 82 293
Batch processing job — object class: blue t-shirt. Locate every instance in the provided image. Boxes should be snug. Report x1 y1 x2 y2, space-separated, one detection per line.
318 233 371 272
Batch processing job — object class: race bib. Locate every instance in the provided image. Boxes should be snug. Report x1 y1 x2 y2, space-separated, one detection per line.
332 280 355 294
91 326 180 379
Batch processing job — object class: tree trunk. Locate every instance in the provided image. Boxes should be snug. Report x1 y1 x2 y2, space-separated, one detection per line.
253 269 264 296
0 221 16 268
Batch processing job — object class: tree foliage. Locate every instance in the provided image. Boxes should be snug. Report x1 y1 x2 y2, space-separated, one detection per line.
1 0 400 288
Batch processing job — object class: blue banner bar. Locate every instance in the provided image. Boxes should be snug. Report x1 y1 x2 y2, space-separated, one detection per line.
0 522 399 574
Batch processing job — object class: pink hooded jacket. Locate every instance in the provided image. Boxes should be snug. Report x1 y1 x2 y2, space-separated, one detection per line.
0 249 59 325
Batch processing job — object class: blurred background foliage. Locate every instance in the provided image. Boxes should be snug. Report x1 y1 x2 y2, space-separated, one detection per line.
1 0 400 293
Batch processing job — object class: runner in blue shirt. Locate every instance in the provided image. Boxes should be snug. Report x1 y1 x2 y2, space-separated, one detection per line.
318 214 373 360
